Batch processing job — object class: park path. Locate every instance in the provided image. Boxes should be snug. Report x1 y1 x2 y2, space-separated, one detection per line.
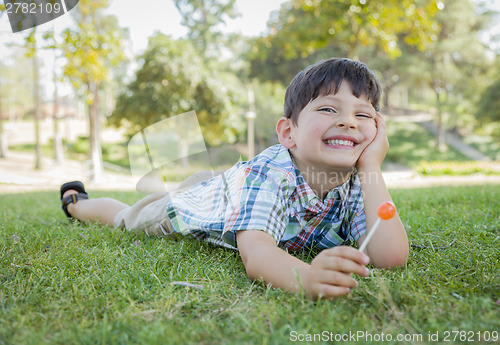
0 112 499 193
419 121 491 161
386 111 492 161
0 149 498 194
0 151 138 193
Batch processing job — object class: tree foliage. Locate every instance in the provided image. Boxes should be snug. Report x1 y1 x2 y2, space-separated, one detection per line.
477 74 500 124
173 0 239 59
109 33 244 146
61 1 127 92
60 0 128 181
406 0 492 146
248 0 440 84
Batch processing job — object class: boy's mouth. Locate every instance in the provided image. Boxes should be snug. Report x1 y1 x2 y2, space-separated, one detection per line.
323 136 359 148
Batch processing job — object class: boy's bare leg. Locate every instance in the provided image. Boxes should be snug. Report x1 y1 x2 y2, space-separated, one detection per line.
63 189 129 227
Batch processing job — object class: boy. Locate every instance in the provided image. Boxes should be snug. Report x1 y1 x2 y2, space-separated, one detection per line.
60 58 409 300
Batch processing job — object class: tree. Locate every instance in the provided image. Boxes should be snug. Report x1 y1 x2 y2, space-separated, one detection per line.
412 0 490 149
0 4 5 158
477 77 500 123
61 0 128 182
248 0 439 85
42 30 64 162
0 65 5 159
109 33 244 148
0 48 36 159
24 29 43 170
173 0 239 60
477 58 500 138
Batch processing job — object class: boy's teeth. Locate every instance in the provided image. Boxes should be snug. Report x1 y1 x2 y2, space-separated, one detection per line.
326 139 355 147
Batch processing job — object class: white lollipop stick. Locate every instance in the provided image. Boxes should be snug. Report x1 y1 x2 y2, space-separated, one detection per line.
358 217 380 253
358 202 396 253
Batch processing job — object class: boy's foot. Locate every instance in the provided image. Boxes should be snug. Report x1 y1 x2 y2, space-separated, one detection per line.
60 181 88 220
62 189 78 198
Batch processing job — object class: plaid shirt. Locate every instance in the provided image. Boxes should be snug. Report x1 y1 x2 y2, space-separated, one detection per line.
166 144 366 251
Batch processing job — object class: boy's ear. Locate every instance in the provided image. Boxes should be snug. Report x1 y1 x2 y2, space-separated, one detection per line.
276 117 296 149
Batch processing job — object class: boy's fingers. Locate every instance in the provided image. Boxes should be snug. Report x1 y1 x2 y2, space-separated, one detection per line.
319 270 359 288
315 284 351 300
318 256 370 277
323 246 370 265
374 113 386 130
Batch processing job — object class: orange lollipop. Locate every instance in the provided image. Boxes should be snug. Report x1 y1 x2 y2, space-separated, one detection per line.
358 202 396 253
378 202 396 220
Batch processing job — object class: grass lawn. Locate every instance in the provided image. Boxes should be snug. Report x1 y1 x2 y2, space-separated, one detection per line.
385 121 470 168
0 185 499 344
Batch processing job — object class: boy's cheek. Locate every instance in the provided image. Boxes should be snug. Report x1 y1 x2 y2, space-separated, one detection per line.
367 127 378 143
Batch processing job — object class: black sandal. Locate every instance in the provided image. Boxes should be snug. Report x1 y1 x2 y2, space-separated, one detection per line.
60 181 88 220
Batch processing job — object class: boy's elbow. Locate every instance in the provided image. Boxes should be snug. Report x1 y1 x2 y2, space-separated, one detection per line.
241 254 261 281
376 256 407 269
372 246 409 269
238 248 257 279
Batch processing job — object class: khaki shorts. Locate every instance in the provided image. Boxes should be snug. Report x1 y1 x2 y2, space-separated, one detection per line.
114 192 175 237
113 171 216 237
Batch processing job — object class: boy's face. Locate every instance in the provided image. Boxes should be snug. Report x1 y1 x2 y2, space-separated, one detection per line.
284 81 377 178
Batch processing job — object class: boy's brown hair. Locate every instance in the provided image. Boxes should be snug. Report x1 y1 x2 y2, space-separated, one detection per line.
284 58 381 125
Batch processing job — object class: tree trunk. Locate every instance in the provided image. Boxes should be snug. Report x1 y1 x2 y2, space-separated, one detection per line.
400 86 408 109
0 84 7 158
33 51 42 170
53 66 63 162
383 85 392 112
88 82 103 183
435 89 446 151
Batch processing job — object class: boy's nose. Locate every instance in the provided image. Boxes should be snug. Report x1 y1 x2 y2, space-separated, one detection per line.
336 114 357 129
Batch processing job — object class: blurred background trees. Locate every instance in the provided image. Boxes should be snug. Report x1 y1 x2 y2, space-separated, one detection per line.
60 0 128 181
108 32 245 146
0 0 498 176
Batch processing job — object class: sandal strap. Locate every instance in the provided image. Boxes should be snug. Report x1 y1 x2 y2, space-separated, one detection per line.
61 192 88 219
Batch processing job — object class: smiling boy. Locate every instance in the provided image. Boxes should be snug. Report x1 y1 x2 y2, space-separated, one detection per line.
60 58 409 300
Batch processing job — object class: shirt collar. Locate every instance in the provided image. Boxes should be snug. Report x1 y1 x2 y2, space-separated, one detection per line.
325 173 352 201
290 156 355 211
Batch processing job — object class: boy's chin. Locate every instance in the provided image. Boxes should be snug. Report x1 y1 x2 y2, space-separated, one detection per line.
325 160 357 172
330 166 356 175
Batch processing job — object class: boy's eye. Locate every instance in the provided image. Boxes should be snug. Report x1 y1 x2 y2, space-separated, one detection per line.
355 113 373 119
319 107 337 113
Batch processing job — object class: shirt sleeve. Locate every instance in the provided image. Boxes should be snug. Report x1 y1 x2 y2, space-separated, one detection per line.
222 164 288 248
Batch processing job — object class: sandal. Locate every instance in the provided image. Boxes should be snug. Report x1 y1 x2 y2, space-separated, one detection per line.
60 181 88 219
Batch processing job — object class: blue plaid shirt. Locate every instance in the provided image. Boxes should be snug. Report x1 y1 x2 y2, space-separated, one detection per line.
166 144 366 251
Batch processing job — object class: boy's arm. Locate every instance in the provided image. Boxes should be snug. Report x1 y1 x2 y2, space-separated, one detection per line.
356 113 409 268
236 230 370 300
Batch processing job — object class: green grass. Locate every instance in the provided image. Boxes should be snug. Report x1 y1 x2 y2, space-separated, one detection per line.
415 161 500 176
1 185 498 344
463 132 500 161
10 139 131 170
386 121 472 169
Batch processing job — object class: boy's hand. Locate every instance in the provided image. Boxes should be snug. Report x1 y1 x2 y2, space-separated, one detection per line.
357 112 389 171
237 231 370 300
303 246 370 300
